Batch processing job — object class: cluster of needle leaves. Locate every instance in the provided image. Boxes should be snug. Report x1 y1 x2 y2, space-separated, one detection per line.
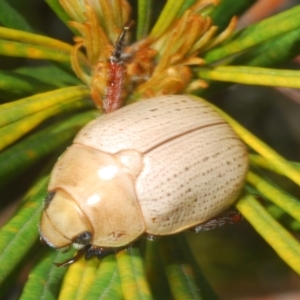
0 0 300 299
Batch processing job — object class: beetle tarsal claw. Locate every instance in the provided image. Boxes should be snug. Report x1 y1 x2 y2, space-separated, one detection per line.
145 234 156 241
54 245 89 268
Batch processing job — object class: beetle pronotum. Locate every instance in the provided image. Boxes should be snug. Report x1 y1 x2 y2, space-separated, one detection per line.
39 24 248 267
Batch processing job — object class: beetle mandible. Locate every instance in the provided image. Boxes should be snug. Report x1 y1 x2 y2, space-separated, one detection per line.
39 24 248 267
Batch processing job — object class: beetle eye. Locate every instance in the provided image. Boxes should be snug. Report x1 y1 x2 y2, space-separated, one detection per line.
72 231 92 245
43 191 56 208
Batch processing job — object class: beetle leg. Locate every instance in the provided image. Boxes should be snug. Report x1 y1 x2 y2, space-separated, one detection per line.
54 244 133 267
54 245 89 267
85 244 130 259
144 234 156 241
192 211 243 233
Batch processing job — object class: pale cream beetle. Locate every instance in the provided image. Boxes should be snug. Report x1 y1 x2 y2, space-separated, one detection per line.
39 24 248 267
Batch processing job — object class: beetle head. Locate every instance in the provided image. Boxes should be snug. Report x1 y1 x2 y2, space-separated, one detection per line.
39 189 93 249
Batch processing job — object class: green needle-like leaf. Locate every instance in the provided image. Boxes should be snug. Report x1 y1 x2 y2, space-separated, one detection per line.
116 248 152 300
14 65 81 87
0 175 47 284
246 172 300 224
204 5 300 63
237 194 300 275
0 1 33 32
209 0 255 31
150 0 186 38
0 65 80 101
20 249 75 300
198 66 300 88
59 257 99 300
0 97 92 151
45 0 75 33
137 0 152 39
177 1 198 16
232 28 300 67
249 154 300 174
81 256 122 300
74 258 100 300
0 110 95 187
175 235 219 299
0 39 71 63
0 85 90 128
0 26 73 53
144 240 172 299
158 235 204 300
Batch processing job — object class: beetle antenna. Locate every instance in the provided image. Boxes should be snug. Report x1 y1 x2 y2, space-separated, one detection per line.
103 20 134 113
